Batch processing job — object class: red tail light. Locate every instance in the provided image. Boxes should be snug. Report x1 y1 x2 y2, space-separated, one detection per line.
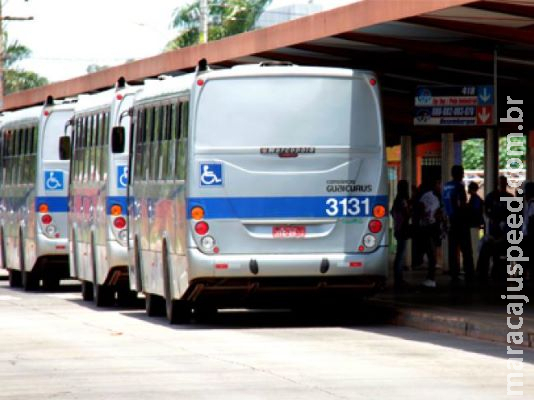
368 219 382 233
41 214 52 224
113 217 127 229
195 221 209 235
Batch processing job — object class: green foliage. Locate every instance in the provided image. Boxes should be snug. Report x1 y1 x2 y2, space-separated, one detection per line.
166 0 272 49
4 70 47 94
462 136 527 170
3 33 48 94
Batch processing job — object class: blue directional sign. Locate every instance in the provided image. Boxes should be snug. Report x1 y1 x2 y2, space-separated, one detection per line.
477 85 494 105
44 171 64 191
414 85 495 126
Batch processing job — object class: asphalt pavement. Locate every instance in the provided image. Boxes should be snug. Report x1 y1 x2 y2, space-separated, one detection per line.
0 278 532 400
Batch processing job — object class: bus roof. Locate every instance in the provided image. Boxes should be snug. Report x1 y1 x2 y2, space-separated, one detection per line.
75 85 140 115
1 105 42 129
133 65 375 106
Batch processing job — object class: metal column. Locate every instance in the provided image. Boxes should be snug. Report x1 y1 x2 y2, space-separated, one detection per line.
441 133 455 271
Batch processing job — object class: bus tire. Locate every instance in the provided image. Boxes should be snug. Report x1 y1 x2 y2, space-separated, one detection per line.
167 299 191 324
145 293 165 317
81 281 94 301
93 284 114 307
8 269 22 288
42 277 60 292
162 239 191 324
91 234 113 307
117 288 137 307
22 270 39 291
20 234 38 291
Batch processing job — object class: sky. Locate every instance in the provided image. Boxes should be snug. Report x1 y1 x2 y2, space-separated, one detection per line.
4 0 356 83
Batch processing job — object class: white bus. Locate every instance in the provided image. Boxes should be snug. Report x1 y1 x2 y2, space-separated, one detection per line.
128 63 389 323
68 79 140 306
0 98 75 290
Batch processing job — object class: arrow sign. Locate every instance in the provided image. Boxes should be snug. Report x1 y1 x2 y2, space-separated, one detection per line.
477 85 494 105
477 106 493 125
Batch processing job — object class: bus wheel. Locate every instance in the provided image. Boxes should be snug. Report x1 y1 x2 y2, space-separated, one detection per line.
8 269 22 288
81 281 94 301
166 299 191 324
93 284 114 307
145 293 165 317
117 288 137 307
22 270 39 291
42 277 60 292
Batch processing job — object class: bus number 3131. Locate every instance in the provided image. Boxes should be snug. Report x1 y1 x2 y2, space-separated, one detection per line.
325 197 370 217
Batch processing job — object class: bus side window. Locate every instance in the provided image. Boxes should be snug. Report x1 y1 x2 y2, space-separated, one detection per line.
13 129 20 185
177 101 189 181
7 130 14 185
166 103 177 181
174 103 182 181
90 114 98 182
29 127 37 185
158 104 169 181
151 106 162 181
83 116 90 183
94 114 101 182
22 128 29 184
144 107 154 182
100 112 109 182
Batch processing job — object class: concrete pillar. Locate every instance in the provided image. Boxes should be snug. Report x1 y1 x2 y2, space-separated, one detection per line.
484 128 499 197
400 135 416 185
400 135 416 267
441 133 455 271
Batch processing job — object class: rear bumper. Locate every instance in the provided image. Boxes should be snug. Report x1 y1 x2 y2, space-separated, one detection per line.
37 234 68 257
183 247 388 305
188 246 389 279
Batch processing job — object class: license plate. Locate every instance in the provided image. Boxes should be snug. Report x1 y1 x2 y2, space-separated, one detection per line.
272 226 306 238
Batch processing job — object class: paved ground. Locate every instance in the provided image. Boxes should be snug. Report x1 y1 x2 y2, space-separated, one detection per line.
0 279 533 400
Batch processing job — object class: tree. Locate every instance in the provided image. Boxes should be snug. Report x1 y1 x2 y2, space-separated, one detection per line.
3 34 48 94
462 136 527 170
166 0 272 49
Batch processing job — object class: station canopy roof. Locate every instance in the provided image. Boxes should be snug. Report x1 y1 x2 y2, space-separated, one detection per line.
5 0 534 143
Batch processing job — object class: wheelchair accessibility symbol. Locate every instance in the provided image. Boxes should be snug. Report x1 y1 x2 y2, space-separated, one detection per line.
200 163 223 186
117 166 128 189
44 171 64 191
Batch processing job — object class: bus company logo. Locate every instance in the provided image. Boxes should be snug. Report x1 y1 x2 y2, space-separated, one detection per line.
44 171 64 191
326 180 372 193
200 163 223 187
260 147 316 155
117 165 128 189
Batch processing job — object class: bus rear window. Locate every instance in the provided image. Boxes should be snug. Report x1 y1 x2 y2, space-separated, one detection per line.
42 111 71 160
195 76 382 149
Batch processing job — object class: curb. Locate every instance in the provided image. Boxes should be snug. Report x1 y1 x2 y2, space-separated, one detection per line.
371 301 534 348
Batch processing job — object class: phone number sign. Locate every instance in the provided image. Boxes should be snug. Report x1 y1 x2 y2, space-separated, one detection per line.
414 85 494 126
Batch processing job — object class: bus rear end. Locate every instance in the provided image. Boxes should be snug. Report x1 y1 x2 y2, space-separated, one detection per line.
186 66 388 306
33 102 74 287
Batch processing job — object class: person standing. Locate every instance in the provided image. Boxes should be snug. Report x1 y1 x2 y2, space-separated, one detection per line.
391 180 411 289
442 165 474 284
477 176 513 281
418 179 441 288
467 182 484 267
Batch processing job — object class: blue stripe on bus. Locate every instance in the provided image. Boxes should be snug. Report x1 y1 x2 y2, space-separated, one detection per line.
35 196 69 212
187 195 388 219
106 196 128 215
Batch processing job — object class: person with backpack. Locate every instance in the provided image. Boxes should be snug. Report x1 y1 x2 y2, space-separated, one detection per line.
391 180 412 289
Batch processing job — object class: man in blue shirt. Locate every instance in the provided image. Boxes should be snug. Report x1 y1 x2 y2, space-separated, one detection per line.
443 165 474 284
